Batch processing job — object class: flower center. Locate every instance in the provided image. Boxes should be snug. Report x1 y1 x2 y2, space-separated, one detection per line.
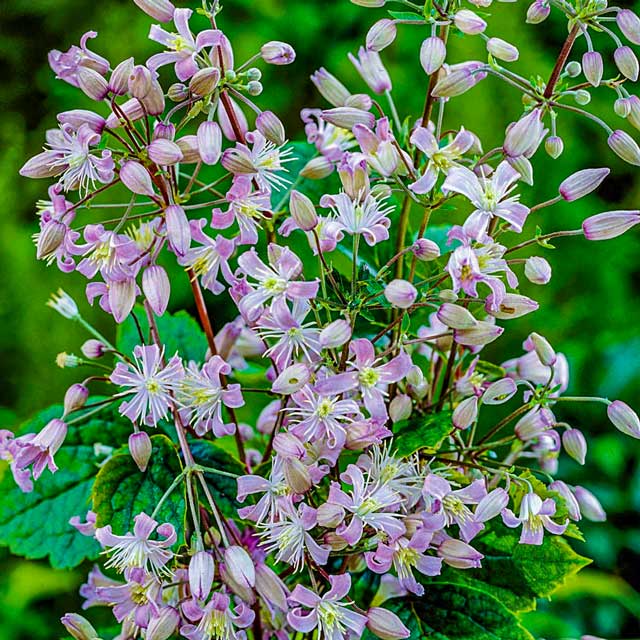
359 367 380 388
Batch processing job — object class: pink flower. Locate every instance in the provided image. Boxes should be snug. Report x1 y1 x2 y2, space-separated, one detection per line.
48 31 109 87
13 419 67 485
502 492 568 544
181 592 254 640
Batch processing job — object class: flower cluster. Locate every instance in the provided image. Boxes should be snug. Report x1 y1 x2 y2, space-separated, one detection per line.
9 0 640 638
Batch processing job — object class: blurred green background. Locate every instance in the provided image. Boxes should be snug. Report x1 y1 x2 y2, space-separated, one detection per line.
1 0 640 637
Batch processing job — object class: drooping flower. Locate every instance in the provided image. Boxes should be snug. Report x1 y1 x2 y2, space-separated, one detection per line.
181 592 255 640
12 419 67 486
48 31 110 87
110 344 184 426
502 492 568 544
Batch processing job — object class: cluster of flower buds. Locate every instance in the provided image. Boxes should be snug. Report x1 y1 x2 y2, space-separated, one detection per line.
8 0 640 638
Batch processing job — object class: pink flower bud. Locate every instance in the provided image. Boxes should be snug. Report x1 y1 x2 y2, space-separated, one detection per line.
128 64 153 99
420 36 447 75
140 77 165 116
487 38 519 62
412 237 440 261
189 67 220 97
146 607 180 640
77 67 109 101
432 68 478 98
321 107 375 130
36 219 66 260
524 256 552 284
607 400 640 438
582 209 640 240
317 502 346 528
526 0 550 24
482 378 517 405
486 293 539 319
165 205 191 256
81 339 106 359
454 9 487 34
168 82 189 102
109 278 137 323
255 564 288 611
515 407 552 440
544 135 564 158
574 486 606 521
366 19 397 52
197 121 222 165
189 550 215 601
256 111 286 146
224 546 256 589
582 51 603 87
319 319 352 349
272 363 310 394
438 538 483 568
562 428 587 465
406 365 424 387
311 68 351 107
119 160 155 196
389 394 412 423
507 154 533 185
261 41 295 65
454 321 503 346
289 190 318 231
366 607 411 640
133 0 175 22
147 139 183 165
528 332 556 366
58 109 106 134
453 395 478 430
154 122 176 141
61 613 99 640
384 279 417 309
63 383 89 416
349 47 391 94
614 46 639 81
549 480 581 521
142 265 170 316
129 431 152 472
618 9 640 45
559 167 609 201
437 303 477 329
300 156 334 179
475 488 509 522
504 109 545 157
109 57 134 95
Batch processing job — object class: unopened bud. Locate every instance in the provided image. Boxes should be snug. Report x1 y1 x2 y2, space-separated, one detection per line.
475 488 509 522
77 67 109 101
614 46 639 81
289 190 318 231
437 303 477 329
165 205 191 256
559 167 609 201
261 41 295 65
147 139 183 165
319 319 352 349
454 320 503 346
528 332 556 366
366 607 411 640
454 9 487 34
420 36 447 75
617 9 640 45
583 209 640 240
189 67 220 97
128 64 153 99
574 486 606 521
389 394 412 423
545 135 564 158
526 0 550 24
81 339 106 359
562 428 587 465
412 238 440 261
63 383 89 416
197 121 222 165
168 82 189 102
146 607 179 640
119 160 155 196
582 51 603 87
607 400 640 438
133 0 175 22
256 111 286 146
321 107 375 130
524 256 552 284
384 279 417 309
300 156 334 179
189 550 215 601
487 38 519 62
109 57 134 95
37 220 66 259
366 19 397 52
142 265 170 316
61 613 99 640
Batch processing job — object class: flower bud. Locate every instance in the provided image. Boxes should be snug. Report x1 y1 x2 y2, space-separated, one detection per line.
366 19 397 52
607 400 640 438
389 394 412 423
63 383 89 416
626 96 640 132
140 77 165 115
412 237 440 261
453 395 478 430
128 64 153 99
614 46 639 81
37 219 66 260
133 0 175 22
261 41 295 65
526 0 550 24
57 109 106 134
272 363 310 394
255 564 288 611
142 265 170 316
289 190 318 231
562 428 587 465
108 57 134 95
615 97 631 118
438 538 483 568
524 256 552 284
47 289 79 320
574 486 606 521
475 488 509 522
224 545 256 589
119 160 155 196
168 82 189 102
420 36 447 75
485 293 539 319
311 68 351 107
321 107 375 130
366 607 411 640
487 38 519 62
454 321 503 346
454 9 487 34
317 502 346 528
482 378 517 405
504 108 544 158
582 51 603 87
437 303 477 329
559 167 609 201
165 205 191 256
189 67 220 96
549 480 581 521
319 319 352 349
147 139 183 165
507 154 534 185
545 135 564 158
528 332 556 366
197 121 222 166
189 550 215 601
432 68 478 98
81 339 106 359
300 156 334 179
128 431 152 472
582 209 640 240
61 613 99 640
152 122 175 142
77 67 109 101
515 407 552 440
384 279 417 309
617 9 640 45
146 607 179 640
57 352 80 368
256 110 286 146
109 278 136 323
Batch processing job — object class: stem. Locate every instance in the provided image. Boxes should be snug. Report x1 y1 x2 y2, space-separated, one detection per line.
543 23 580 99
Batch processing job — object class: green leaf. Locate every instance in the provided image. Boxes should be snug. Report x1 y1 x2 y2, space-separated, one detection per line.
392 410 454 457
116 306 208 363
190 439 243 519
0 404 131 569
378 583 535 640
92 434 186 543
387 11 425 21
432 522 591 612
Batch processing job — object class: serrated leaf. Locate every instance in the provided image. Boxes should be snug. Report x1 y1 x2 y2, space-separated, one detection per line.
92 434 186 543
116 306 208 363
0 404 131 568
393 410 454 457
190 439 243 518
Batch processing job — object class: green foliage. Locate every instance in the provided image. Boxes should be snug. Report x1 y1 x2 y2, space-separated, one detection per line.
392 410 454 457
92 434 186 542
0 404 130 568
116 306 208 362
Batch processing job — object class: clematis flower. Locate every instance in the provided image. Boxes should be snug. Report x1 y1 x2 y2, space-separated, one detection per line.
502 492 568 544
12 419 67 485
443 161 529 240
147 8 222 81
352 117 406 177
181 592 254 640
95 512 177 575
237 458 290 523
110 344 184 426
48 31 110 87
287 574 367 640
0 430 34 492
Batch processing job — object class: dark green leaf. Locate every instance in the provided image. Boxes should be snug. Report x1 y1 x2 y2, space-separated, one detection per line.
393 410 454 457
92 434 186 543
0 403 131 568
